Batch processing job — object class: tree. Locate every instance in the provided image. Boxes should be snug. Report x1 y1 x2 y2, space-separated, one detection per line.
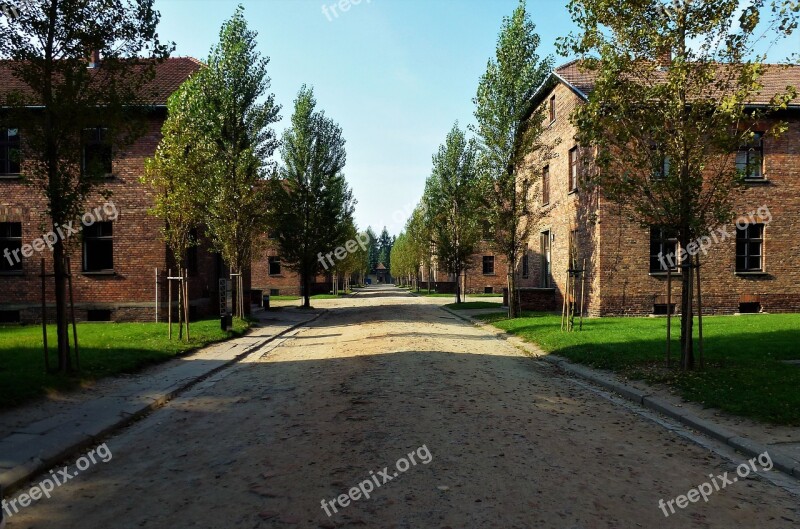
406 204 434 292
192 6 281 317
267 86 354 308
423 124 482 304
365 226 380 275
0 0 171 371
377 227 393 277
472 0 555 318
560 0 799 369
142 74 210 339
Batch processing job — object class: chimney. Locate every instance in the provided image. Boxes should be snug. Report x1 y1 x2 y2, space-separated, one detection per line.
657 48 672 70
88 49 101 69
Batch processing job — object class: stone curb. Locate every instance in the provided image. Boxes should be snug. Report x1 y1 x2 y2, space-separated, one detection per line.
0 311 325 494
440 305 800 481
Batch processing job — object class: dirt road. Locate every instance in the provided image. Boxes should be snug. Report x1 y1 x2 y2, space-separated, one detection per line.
6 286 799 528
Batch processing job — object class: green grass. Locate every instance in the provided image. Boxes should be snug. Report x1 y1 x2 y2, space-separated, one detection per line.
477 312 800 425
445 301 504 310
468 293 503 298
416 292 456 297
269 295 301 301
0 318 250 409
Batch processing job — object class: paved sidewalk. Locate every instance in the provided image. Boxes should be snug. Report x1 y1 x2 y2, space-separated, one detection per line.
442 305 800 480
0 307 323 493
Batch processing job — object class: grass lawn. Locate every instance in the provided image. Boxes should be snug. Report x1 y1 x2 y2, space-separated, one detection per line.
0 318 249 410
269 295 301 301
477 312 800 425
469 293 503 298
445 301 503 310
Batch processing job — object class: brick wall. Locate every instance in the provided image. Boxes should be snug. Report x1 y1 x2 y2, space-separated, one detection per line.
0 113 221 322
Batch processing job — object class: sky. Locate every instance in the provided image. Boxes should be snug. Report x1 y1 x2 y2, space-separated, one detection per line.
154 0 798 237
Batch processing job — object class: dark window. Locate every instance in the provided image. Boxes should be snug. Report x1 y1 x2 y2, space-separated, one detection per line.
0 222 22 272
484 286 494 294
522 246 530 279
83 222 113 272
568 147 579 191
650 143 670 180
542 166 550 205
738 302 761 314
482 256 494 275
481 221 494 241
269 256 281 275
269 288 280 296
650 227 678 272
0 310 21 323
540 231 551 288
186 228 198 276
736 223 763 272
0 128 21 175
87 309 112 322
653 303 676 315
82 127 112 176
736 132 763 179
549 95 556 123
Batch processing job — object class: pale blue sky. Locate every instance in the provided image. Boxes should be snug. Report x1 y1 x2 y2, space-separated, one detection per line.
155 0 797 236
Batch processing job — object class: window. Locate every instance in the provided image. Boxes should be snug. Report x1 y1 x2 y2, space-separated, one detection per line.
82 127 112 176
82 222 113 272
186 228 198 276
736 223 763 272
0 128 20 176
87 309 112 322
540 231 551 288
649 227 678 272
522 245 530 279
269 256 282 275
542 166 550 205
654 155 671 180
484 286 494 294
568 147 579 192
736 132 763 179
481 221 494 241
482 255 495 275
549 95 556 123
0 222 22 272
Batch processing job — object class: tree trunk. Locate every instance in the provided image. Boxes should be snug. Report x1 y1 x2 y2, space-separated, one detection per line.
303 272 311 308
53 241 71 372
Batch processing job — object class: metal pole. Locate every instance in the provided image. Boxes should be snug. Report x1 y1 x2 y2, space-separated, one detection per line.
41 258 49 372
168 268 172 340
155 268 159 323
696 256 704 369
66 257 79 370
579 258 587 331
667 268 672 368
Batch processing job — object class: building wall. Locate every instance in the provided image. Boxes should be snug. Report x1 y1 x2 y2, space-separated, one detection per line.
519 79 800 316
0 113 220 322
598 113 800 315
464 241 509 294
519 82 601 315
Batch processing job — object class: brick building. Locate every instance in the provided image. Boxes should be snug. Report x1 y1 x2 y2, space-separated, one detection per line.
0 57 233 323
515 60 800 316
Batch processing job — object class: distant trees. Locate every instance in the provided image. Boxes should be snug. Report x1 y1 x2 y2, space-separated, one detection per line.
423 124 482 304
472 0 554 318
266 86 355 308
560 0 799 368
377 227 394 275
1 0 171 371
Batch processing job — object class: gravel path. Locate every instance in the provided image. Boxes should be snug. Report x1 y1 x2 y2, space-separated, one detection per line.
6 286 799 528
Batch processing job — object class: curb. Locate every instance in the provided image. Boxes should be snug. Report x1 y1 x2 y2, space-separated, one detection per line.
440 306 800 481
0 311 325 495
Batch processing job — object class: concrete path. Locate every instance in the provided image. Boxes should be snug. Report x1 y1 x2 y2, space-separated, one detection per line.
0 307 323 493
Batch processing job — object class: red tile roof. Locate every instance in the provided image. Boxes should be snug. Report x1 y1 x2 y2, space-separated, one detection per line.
553 59 800 106
0 57 203 106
